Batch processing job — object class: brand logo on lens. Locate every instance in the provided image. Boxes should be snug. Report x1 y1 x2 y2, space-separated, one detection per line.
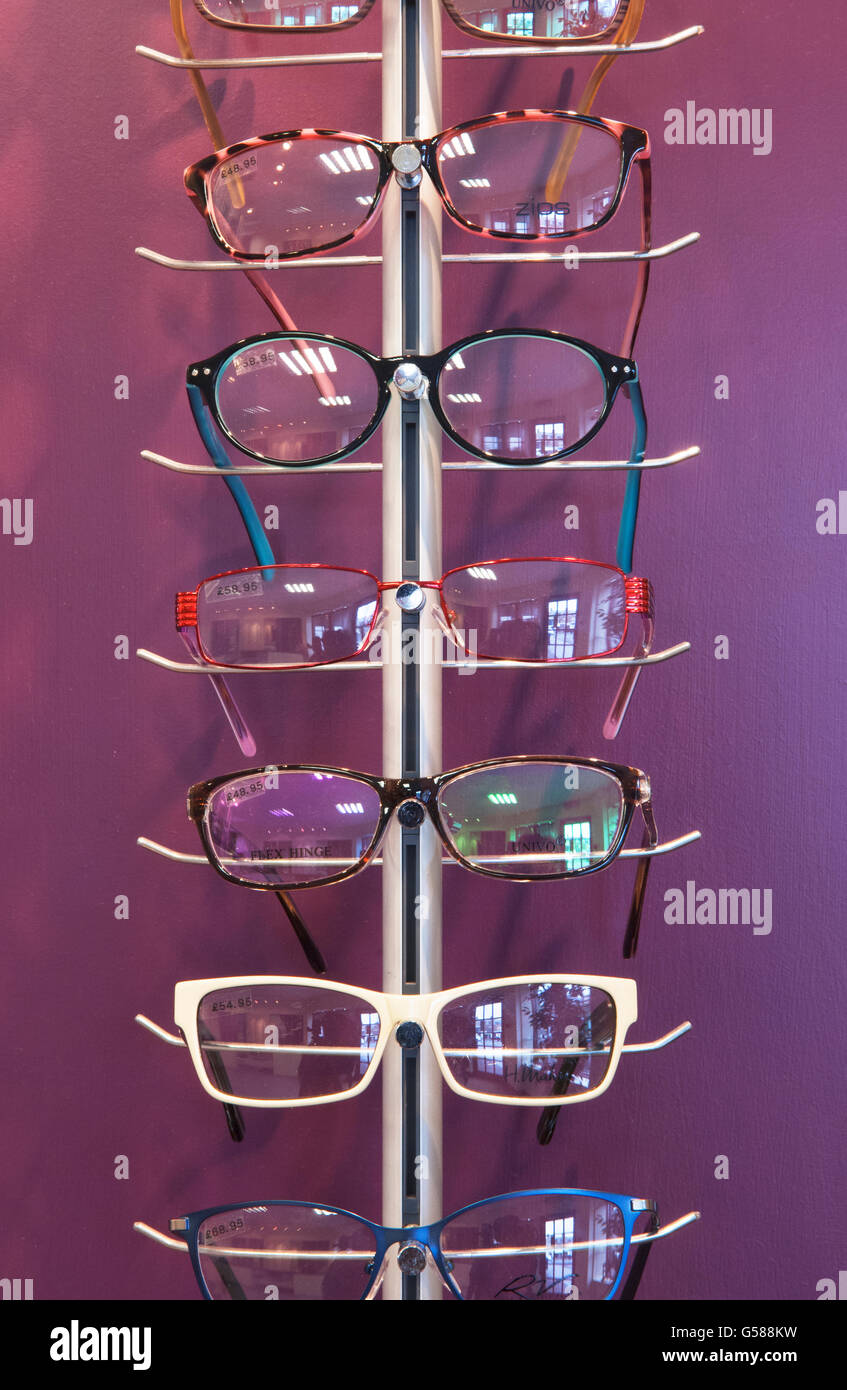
496 1274 580 1299
510 1 571 11
514 198 570 219
249 845 333 860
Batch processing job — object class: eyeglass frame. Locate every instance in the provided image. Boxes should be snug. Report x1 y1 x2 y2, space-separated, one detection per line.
191 0 641 48
184 109 650 264
186 326 643 470
136 1184 701 1301
176 556 654 669
188 754 656 893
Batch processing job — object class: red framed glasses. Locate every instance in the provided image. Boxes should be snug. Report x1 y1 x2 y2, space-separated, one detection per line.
184 109 649 263
176 557 653 670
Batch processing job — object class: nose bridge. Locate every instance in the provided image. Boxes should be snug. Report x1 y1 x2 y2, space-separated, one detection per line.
389 992 429 1027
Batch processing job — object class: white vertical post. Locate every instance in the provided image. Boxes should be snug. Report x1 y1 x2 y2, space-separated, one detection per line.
381 0 443 1301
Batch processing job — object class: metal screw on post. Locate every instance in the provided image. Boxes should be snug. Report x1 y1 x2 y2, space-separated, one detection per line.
391 144 423 188
397 1241 429 1275
395 1021 425 1049
395 582 427 612
393 363 428 399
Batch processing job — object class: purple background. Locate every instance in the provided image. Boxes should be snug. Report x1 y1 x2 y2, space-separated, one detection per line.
1 0 844 1300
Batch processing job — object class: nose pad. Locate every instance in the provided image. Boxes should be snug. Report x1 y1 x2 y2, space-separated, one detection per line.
391 144 423 188
392 363 428 400
431 605 463 651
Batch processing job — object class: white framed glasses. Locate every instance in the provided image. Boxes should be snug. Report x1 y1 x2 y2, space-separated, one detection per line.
137 972 690 1111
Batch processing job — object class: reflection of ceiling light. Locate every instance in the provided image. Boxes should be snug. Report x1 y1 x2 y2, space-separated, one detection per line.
444 352 465 371
312 773 334 781
336 802 364 815
318 346 337 372
459 178 490 189
487 792 517 805
269 807 295 817
318 395 352 407
284 583 315 594
355 196 372 206
440 132 476 160
320 145 376 175
446 392 482 404
467 567 497 581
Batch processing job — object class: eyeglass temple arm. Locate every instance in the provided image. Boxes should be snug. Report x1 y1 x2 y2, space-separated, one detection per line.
615 377 646 575
536 999 614 1146
620 1212 659 1299
542 0 644 204
178 624 256 758
181 385 269 759
275 890 328 974
623 798 659 958
603 608 654 741
170 0 227 151
134 1014 247 1144
199 1020 247 1142
170 0 311 344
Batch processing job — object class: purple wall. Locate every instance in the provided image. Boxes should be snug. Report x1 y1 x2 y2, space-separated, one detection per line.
1 0 844 1300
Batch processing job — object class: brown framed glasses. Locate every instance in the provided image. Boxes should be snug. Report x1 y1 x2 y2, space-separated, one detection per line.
184 110 650 263
192 0 640 47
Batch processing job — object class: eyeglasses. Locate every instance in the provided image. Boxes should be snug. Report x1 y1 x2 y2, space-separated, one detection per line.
184 110 649 263
135 1188 700 1300
193 0 638 47
187 328 645 469
139 756 697 971
137 973 689 1119
189 755 658 891
176 558 654 669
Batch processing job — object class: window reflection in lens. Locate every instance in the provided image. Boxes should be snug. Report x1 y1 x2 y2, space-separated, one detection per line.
197 984 380 1100
436 117 623 236
197 1204 378 1301
439 1192 626 1301
437 762 623 877
447 0 623 42
195 566 379 666
214 336 381 464
438 983 616 1099
441 560 626 660
437 335 608 462
205 770 382 886
208 137 382 257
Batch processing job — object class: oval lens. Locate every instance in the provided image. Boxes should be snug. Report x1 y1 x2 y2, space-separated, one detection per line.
439 1192 626 1301
437 335 608 462
437 761 623 877
196 983 381 1101
197 1204 378 1301
436 116 624 237
447 0 624 43
215 336 381 464
196 566 379 666
441 560 626 660
207 136 382 258
204 769 382 886
438 982 616 1100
